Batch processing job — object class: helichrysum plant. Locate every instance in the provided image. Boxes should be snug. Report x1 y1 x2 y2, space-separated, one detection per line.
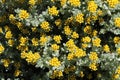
0 0 120 80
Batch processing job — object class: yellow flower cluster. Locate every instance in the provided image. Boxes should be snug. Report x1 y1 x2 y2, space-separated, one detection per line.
32 38 39 46
113 66 120 79
79 71 84 78
0 44 5 54
82 36 91 43
75 13 84 24
49 57 61 67
40 35 47 45
107 0 119 8
51 44 60 51
84 26 92 34
50 70 63 79
92 38 101 47
113 36 120 44
67 53 74 60
53 35 62 43
75 48 86 58
87 1 98 13
71 31 79 39
89 63 97 71
55 19 62 27
117 48 120 55
89 52 98 61
103 44 110 52
1 59 10 67
5 31 13 39
60 0 67 6
64 26 72 35
114 17 120 28
68 0 81 7
29 0 36 6
8 39 14 47
21 51 40 64
48 6 59 16
18 10 29 20
40 21 50 31
19 37 28 46
14 69 21 77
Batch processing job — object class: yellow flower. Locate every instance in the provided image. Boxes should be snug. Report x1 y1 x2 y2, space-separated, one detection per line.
51 44 60 51
5 31 13 39
116 66 120 74
113 74 119 79
32 38 39 46
64 26 72 35
103 44 110 52
40 21 50 31
91 15 98 21
71 32 79 39
60 0 67 6
29 0 36 6
75 13 84 24
68 0 81 7
97 10 103 16
18 10 29 20
89 63 97 71
53 35 62 43
87 1 98 13
81 43 88 49
80 71 84 78
21 51 27 59
50 70 63 79
55 19 62 27
1 59 10 67
19 37 28 46
8 39 14 47
67 53 74 60
89 52 98 61
14 69 21 77
107 0 119 8
92 38 101 47
48 6 59 16
40 35 47 45
75 48 86 58
114 36 120 44
86 17 91 24
117 48 120 55
92 30 98 36
82 36 91 43
9 14 15 20
0 27 3 33
0 44 4 54
114 17 120 28
49 57 61 67
84 25 92 34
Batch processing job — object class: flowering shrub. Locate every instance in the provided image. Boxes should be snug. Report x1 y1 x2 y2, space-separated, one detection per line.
0 0 120 80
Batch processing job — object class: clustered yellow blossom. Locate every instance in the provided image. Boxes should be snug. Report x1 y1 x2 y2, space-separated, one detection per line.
114 17 120 28
40 35 47 45
32 38 39 46
48 6 59 16
40 21 50 31
53 35 62 43
89 52 98 61
92 38 101 47
1 59 10 67
67 53 74 60
75 13 84 24
87 1 98 13
103 44 110 52
18 10 29 20
19 37 28 46
49 57 61 67
71 31 79 39
68 0 81 7
51 44 60 51
55 19 62 27
0 44 5 54
79 71 84 78
9 14 15 20
117 48 120 55
82 36 91 43
64 26 72 35
21 51 40 64
5 31 13 39
74 48 86 58
107 0 119 8
50 70 63 79
92 30 98 36
113 66 120 79
8 39 14 47
89 63 97 71
29 0 36 6
14 69 21 77
60 0 67 6
114 36 120 44
84 25 92 34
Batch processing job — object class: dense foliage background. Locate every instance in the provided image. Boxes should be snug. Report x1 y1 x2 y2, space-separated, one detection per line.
0 0 120 80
